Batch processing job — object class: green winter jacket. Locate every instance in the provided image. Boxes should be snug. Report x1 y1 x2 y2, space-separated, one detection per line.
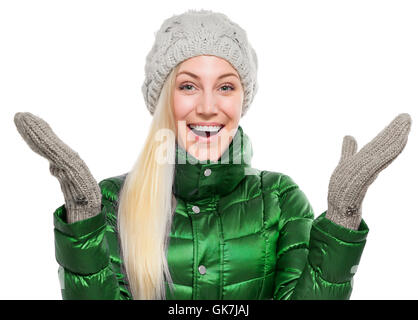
53 125 369 300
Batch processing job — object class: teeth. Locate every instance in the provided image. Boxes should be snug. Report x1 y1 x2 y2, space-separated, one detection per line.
189 124 222 132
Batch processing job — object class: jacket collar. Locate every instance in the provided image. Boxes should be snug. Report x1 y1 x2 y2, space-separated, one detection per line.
172 125 253 201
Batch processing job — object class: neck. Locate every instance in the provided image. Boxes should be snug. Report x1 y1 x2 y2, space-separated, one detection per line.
172 125 253 201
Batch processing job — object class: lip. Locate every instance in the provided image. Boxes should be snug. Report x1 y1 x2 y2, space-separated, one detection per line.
188 122 224 126
187 123 225 143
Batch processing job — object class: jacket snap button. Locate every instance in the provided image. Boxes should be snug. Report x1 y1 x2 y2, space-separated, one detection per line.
192 205 200 214
198 265 206 275
204 168 211 176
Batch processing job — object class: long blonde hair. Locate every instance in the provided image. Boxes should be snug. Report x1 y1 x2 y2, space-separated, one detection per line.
117 64 181 299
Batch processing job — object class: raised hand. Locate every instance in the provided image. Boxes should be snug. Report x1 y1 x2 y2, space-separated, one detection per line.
14 112 102 223
326 113 412 230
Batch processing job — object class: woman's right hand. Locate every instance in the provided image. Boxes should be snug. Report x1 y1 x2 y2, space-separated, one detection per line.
14 112 102 223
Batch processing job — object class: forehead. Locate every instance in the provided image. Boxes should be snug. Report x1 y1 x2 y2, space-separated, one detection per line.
178 55 238 76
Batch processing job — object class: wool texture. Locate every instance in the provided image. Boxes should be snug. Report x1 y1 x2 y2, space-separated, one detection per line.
141 9 258 117
14 112 102 223
326 113 411 230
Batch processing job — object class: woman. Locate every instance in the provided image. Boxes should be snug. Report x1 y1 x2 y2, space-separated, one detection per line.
14 9 411 300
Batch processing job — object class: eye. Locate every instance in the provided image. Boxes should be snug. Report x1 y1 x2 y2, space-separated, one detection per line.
219 84 235 92
178 83 196 91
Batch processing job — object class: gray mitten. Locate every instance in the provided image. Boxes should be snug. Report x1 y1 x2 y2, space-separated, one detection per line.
14 112 102 224
326 113 412 230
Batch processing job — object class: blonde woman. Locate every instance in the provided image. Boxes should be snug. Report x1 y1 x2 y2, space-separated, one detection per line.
14 9 411 300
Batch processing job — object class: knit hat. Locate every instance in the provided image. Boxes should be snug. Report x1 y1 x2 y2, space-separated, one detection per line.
141 9 258 117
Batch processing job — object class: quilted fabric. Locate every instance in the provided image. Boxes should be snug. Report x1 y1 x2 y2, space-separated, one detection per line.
53 125 369 300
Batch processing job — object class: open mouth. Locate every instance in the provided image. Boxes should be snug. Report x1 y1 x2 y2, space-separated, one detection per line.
187 124 224 138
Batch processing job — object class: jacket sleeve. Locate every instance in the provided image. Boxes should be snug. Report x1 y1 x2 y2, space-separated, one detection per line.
272 175 369 300
53 178 132 300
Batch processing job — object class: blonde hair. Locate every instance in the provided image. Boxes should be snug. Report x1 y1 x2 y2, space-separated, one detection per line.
117 64 181 299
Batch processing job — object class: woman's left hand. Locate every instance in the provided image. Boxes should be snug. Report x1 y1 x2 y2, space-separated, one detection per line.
326 113 412 230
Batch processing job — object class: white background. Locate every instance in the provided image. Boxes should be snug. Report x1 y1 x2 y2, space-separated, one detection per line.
1 0 417 299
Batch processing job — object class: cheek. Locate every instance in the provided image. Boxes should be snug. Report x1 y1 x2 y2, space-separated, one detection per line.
222 96 243 123
173 92 195 120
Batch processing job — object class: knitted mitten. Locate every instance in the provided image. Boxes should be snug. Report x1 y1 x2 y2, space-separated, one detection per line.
14 112 101 224
326 113 411 230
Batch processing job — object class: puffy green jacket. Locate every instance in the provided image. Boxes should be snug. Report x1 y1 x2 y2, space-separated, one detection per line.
53 125 369 300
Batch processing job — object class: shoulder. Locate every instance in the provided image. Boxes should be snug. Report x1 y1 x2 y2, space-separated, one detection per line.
242 169 314 227
260 170 314 222
98 173 129 203
249 168 300 195
256 169 312 211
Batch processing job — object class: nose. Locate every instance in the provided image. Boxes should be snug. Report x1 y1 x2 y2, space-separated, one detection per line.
196 92 219 116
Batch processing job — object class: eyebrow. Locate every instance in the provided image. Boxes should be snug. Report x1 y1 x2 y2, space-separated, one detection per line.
176 71 239 80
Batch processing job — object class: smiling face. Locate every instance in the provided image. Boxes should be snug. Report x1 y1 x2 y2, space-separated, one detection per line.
172 55 244 162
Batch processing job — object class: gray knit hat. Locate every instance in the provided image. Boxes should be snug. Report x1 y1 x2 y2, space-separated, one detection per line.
141 9 258 117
